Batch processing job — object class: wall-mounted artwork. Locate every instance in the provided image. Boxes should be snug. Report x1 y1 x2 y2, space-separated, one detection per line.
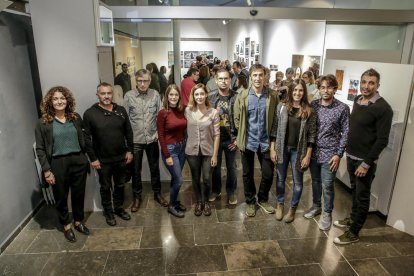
269 64 278 71
256 43 259 54
245 37 250 50
236 44 239 54
347 79 359 101
245 47 249 56
336 69 344 90
255 55 259 62
168 51 184 67
239 41 244 56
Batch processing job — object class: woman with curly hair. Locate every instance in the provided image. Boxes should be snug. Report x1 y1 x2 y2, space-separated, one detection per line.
35 86 90 242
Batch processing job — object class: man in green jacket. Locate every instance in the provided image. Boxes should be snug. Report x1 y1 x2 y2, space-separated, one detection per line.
233 64 278 217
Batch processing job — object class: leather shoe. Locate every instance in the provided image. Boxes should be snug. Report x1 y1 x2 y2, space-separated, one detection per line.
131 197 142 212
194 201 203 216
64 228 76 243
176 201 187 212
154 193 168 207
115 209 131 220
74 223 90 235
168 205 185 218
203 202 212 216
104 212 117 226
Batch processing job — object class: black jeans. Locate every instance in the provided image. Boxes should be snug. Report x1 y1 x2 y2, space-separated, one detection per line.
97 160 127 213
241 148 274 204
347 157 377 235
132 142 161 198
186 154 212 203
50 152 89 225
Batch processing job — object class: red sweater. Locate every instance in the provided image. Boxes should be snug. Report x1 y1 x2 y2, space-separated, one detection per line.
180 77 195 106
156 108 187 158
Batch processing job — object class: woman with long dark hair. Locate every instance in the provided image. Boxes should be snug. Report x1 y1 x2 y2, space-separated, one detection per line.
270 79 316 223
35 86 90 242
156 84 187 218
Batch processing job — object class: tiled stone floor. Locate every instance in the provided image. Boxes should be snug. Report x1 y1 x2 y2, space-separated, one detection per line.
1 160 414 275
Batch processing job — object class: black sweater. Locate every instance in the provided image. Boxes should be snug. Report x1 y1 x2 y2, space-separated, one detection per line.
346 95 393 166
83 103 133 163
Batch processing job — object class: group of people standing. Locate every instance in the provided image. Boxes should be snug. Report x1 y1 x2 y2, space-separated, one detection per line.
35 62 392 246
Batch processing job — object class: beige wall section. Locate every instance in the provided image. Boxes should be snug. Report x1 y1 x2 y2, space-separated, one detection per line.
113 34 142 89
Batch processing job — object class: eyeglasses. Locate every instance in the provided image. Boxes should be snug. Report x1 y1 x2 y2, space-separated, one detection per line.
137 80 150 84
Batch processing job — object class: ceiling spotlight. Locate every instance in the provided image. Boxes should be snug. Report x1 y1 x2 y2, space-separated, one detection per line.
222 20 231 25
246 0 252 7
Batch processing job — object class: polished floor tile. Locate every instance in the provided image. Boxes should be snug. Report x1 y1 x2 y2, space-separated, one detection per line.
194 221 248 245
104 248 165 275
140 224 194 248
244 219 301 241
0 253 50 275
277 237 343 265
377 255 414 276
260 264 325 276
198 269 261 276
41 251 108 275
83 227 142 251
166 245 227 274
349 258 391 276
3 230 40 254
223 240 288 270
26 229 87 253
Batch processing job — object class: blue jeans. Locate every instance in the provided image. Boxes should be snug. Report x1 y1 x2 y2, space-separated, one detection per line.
276 147 304 208
212 140 237 195
161 141 186 206
309 158 337 213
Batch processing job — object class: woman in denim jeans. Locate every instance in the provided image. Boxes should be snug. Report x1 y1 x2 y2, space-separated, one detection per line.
156 84 187 218
270 79 317 223
185 84 220 216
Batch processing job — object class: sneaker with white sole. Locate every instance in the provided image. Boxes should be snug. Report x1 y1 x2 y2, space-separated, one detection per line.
318 212 332 231
303 205 322 219
228 194 238 205
208 192 221 202
245 203 257 217
333 217 352 228
333 230 359 245
257 201 275 214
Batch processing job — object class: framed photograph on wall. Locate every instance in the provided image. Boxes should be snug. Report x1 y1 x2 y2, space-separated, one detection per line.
245 47 249 56
256 43 259 54
240 41 244 56
236 44 239 54
245 37 250 49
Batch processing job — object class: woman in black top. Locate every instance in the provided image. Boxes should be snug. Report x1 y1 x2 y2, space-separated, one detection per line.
270 79 316 223
35 86 90 242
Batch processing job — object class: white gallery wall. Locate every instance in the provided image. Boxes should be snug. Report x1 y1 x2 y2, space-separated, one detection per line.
262 20 325 81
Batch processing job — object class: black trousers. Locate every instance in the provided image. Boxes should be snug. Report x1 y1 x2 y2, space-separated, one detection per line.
50 152 89 225
241 148 274 204
347 157 377 235
186 154 212 203
97 160 127 213
132 142 161 198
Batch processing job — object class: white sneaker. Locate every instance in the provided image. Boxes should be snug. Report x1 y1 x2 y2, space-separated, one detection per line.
318 212 332 231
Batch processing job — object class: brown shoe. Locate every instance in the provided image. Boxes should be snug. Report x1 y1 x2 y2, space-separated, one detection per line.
194 201 203 216
154 193 168 207
275 203 284 221
131 197 142 212
203 202 212 216
284 207 296 223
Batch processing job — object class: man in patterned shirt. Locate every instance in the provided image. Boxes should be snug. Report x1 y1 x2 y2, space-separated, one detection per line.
304 74 350 231
124 69 168 212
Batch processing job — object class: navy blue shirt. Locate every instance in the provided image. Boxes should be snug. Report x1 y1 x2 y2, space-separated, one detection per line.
246 88 269 152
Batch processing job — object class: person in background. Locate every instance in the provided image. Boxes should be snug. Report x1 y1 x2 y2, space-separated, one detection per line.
157 84 188 218
236 73 248 94
304 75 349 231
269 71 284 91
334 68 393 245
199 65 211 86
146 63 160 93
206 65 220 95
124 69 168 213
83 82 133 226
114 63 132 96
271 79 316 223
302 70 319 102
278 67 295 102
159 66 168 101
181 68 199 107
168 65 175 85
35 86 90 242
185 83 220 216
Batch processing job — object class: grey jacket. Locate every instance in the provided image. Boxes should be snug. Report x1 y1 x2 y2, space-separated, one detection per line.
270 103 317 171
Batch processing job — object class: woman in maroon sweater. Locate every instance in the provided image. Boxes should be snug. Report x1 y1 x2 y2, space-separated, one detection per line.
156 84 188 218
